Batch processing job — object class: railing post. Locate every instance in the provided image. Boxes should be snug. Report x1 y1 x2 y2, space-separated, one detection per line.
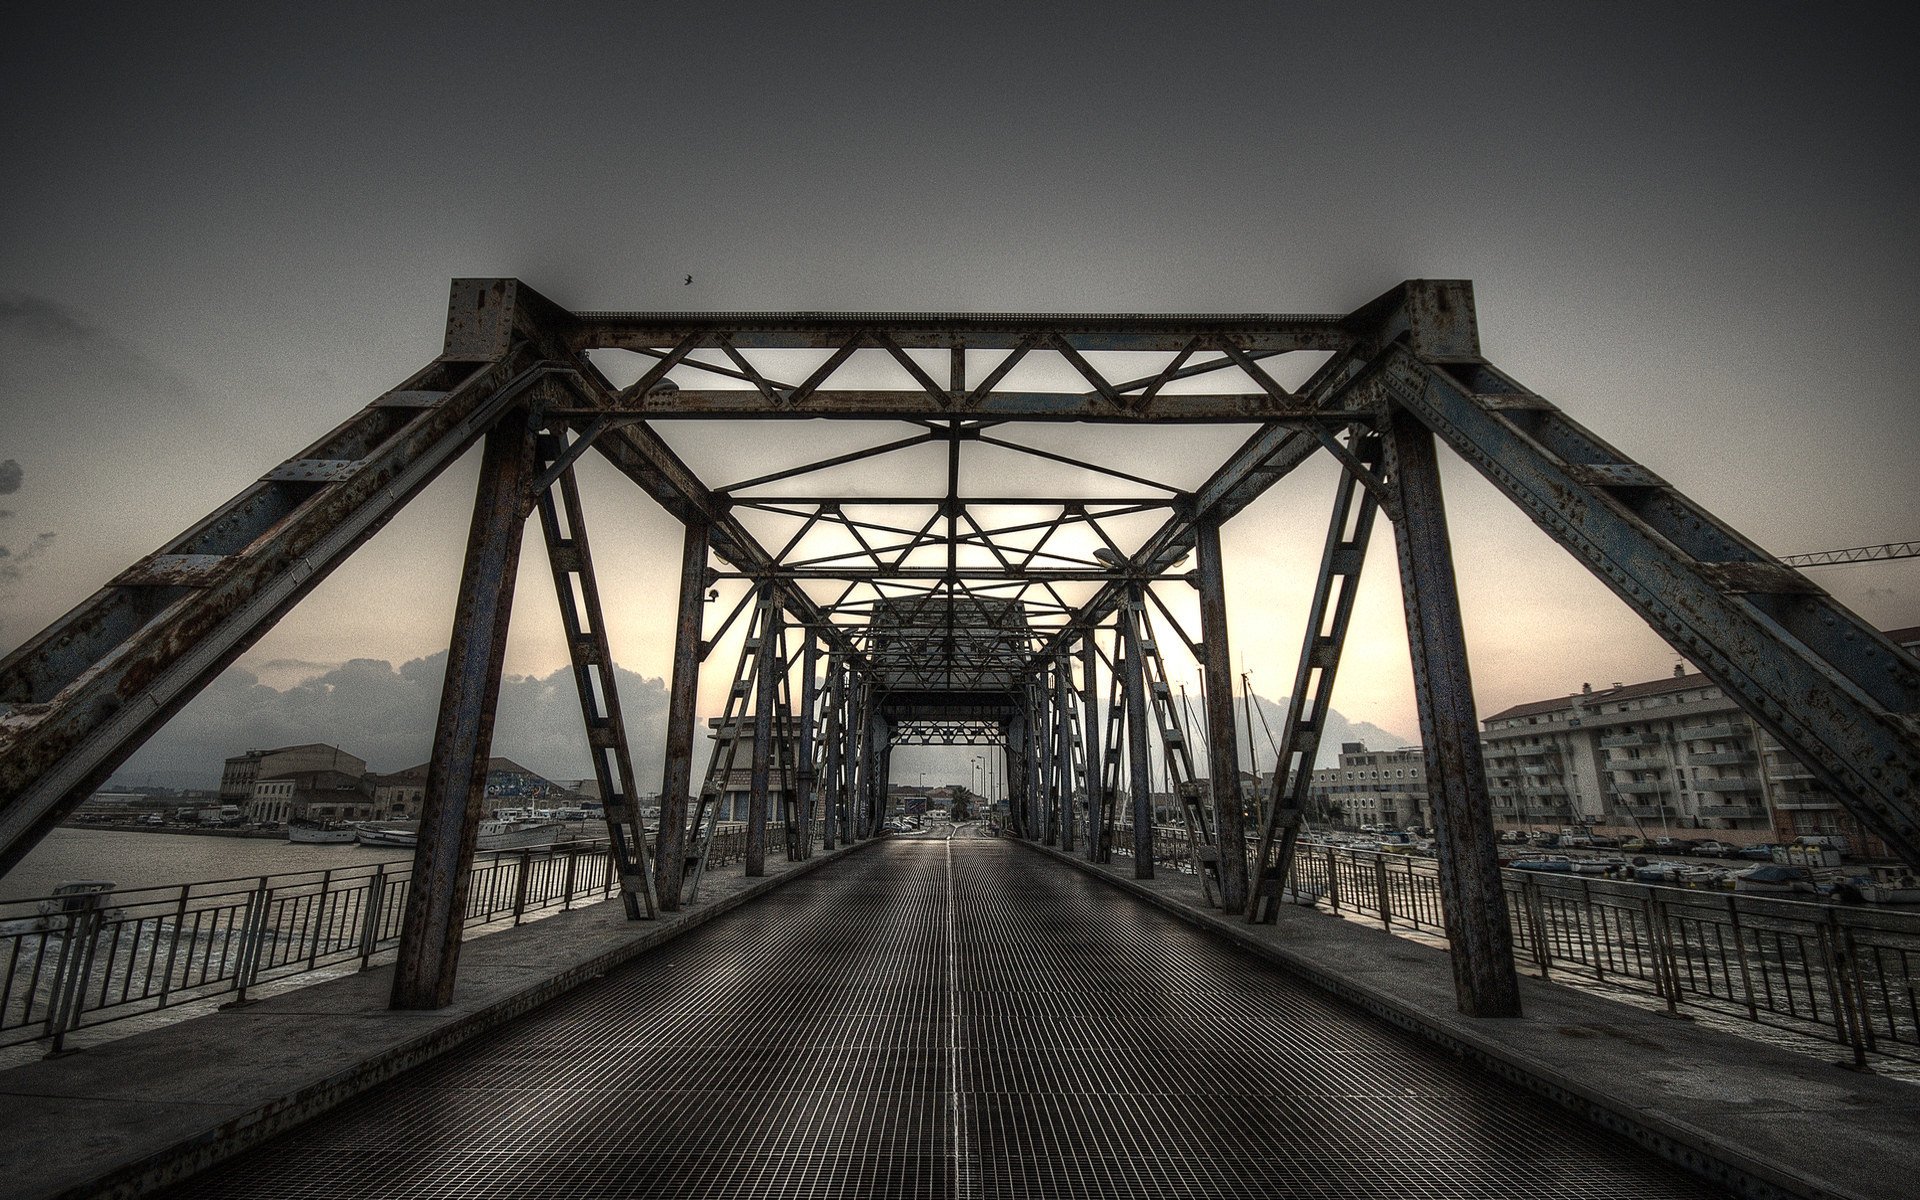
1522 874 1552 979
307 869 333 970
512 849 534 926
156 884 190 1007
234 876 272 1004
1581 878 1605 982
562 844 579 911
43 895 106 1054
359 866 387 971
1375 853 1392 930
1325 847 1340 912
1726 894 1756 1020
1645 893 1683 1018
1821 907 1870 1070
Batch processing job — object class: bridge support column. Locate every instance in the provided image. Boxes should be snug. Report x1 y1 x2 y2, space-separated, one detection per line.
747 595 780 876
1386 408 1521 1018
794 631 818 859
391 413 536 1010
1033 677 1055 845
655 519 708 911
1081 634 1103 862
1056 654 1075 854
876 725 894 832
1120 596 1155 877
821 652 842 851
1005 714 1029 840
1195 518 1248 912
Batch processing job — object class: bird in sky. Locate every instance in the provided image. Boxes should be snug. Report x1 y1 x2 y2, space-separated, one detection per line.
685 274 693 285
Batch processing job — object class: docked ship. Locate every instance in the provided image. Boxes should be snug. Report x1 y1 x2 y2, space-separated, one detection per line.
355 818 564 851
287 820 359 844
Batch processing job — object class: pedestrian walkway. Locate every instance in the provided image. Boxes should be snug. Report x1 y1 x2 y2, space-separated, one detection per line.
163 839 1722 1198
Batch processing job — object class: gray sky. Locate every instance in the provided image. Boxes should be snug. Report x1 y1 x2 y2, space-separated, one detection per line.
3 2 1917 785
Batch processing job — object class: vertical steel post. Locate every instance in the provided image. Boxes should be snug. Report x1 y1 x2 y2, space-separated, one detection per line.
747 594 779 876
1081 633 1103 862
1033 675 1055 845
1195 518 1248 911
822 652 843 851
796 629 819 858
1120 592 1155 876
1385 408 1521 1018
1005 712 1030 840
655 519 708 911
876 724 894 832
391 413 535 1010
1056 654 1076 854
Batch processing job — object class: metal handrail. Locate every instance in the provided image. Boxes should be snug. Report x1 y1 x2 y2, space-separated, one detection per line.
1110 821 1920 1065
0 839 620 1052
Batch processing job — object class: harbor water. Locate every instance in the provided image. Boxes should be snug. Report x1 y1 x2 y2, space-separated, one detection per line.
0 827 418 902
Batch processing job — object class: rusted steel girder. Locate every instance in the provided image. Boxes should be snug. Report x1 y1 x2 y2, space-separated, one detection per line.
1118 597 1155 877
1194 518 1248 912
1081 634 1103 862
746 597 780 877
0 294 575 875
1247 432 1383 923
1382 347 1920 870
653 520 709 911
531 450 657 919
390 411 540 1010
1384 407 1522 1019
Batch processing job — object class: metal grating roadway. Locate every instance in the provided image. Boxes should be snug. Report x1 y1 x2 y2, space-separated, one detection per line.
162 840 1727 1198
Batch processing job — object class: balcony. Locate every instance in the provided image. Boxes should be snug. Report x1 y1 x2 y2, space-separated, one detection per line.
1702 806 1769 820
1689 750 1754 766
1520 763 1564 776
1521 806 1569 819
1682 722 1741 741
1600 733 1662 748
1698 776 1762 793
1612 780 1669 796
1771 797 1841 811
1521 782 1568 797
1621 804 1672 818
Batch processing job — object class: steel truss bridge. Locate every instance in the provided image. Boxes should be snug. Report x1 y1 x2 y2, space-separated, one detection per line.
1 278 1916 1026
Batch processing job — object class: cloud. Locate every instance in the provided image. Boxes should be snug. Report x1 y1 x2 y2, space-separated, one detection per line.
0 294 200 401
0 460 19 495
113 653 673 792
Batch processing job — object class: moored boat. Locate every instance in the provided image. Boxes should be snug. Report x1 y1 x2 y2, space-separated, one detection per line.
288 821 358 844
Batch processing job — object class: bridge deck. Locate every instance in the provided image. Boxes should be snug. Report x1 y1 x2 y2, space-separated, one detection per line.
164 839 1718 1198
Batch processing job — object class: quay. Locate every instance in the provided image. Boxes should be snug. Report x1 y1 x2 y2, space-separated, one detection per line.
2 838 1912 1199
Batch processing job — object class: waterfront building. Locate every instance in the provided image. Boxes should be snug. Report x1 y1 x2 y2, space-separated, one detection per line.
248 769 376 824
1479 625 1919 851
366 763 430 819
1307 743 1429 829
220 744 366 804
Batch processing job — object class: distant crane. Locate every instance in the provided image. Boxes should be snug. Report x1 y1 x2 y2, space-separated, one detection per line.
1779 541 1920 567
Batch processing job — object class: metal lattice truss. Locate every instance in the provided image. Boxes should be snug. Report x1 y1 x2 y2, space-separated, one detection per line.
2 277 1916 1016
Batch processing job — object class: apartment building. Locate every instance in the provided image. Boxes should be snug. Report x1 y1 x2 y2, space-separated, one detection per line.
1480 625 1919 853
1307 742 1430 830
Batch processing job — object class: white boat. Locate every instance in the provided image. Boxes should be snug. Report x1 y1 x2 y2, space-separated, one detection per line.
356 823 418 848
288 821 358 844
354 819 563 851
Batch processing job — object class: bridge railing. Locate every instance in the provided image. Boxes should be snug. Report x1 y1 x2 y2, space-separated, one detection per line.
0 839 620 1053
1109 823 1920 1066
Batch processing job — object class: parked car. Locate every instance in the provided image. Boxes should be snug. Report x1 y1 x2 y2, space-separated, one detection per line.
1690 840 1737 858
1619 837 1649 853
1737 843 1778 861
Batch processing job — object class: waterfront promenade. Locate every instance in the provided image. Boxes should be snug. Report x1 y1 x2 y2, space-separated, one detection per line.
3 837 1914 1198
